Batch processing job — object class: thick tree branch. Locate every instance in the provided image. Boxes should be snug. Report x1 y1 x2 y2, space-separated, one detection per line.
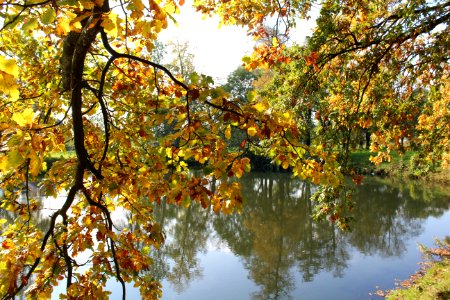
69 20 104 180
97 57 114 169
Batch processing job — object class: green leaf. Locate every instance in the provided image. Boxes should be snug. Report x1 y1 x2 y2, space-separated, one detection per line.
242 56 251 64
21 18 38 31
189 72 200 84
40 8 56 25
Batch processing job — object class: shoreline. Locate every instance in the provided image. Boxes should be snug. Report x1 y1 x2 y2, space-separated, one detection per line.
380 239 450 299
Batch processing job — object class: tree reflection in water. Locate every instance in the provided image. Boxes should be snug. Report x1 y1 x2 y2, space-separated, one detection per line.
4 175 449 299
144 173 449 299
228 174 350 299
0 183 53 233
150 199 212 293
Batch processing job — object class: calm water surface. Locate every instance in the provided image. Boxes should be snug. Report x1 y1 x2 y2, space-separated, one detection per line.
142 174 450 300
7 173 449 299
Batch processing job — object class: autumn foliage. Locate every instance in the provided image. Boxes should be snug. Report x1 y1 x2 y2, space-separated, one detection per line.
0 0 449 299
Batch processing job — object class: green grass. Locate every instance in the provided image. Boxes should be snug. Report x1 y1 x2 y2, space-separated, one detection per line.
348 150 449 183
44 151 76 170
348 150 414 175
47 151 75 159
386 253 450 299
387 262 450 299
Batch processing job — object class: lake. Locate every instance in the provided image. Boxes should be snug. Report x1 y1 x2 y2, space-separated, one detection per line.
107 173 450 300
6 173 450 299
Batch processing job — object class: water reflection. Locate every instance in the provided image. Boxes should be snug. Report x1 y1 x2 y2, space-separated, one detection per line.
233 175 347 299
0 184 54 233
148 174 450 299
150 199 212 293
4 174 450 299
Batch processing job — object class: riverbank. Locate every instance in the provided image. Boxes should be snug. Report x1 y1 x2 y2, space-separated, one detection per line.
349 150 450 184
45 149 448 180
378 238 450 299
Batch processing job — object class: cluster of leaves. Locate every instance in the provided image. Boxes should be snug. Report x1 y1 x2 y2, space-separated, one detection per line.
258 0 449 222
308 0 449 165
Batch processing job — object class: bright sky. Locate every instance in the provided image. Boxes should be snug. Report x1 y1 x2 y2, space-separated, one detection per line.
158 3 254 83
158 1 318 84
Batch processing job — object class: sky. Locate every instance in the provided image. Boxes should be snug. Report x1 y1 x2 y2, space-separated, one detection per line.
158 1 318 84
158 3 254 83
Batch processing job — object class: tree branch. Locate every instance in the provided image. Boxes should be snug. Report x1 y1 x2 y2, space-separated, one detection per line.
100 29 189 91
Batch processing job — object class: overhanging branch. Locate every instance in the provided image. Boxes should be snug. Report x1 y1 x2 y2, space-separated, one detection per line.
100 29 189 91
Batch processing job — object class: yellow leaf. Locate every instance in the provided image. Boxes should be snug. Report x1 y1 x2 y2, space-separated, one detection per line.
0 72 19 100
0 56 19 77
12 108 35 126
0 149 23 173
1 239 15 250
253 101 267 112
133 0 145 11
0 156 7 173
152 19 163 33
247 126 257 137
70 12 92 30
225 125 231 139
234 168 244 178
272 37 279 47
56 11 77 35
79 0 95 10
29 153 42 177
165 147 172 158
162 1 179 14
101 13 118 37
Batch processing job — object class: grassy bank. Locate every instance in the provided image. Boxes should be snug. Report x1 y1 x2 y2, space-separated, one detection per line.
348 150 449 184
44 151 75 169
382 238 450 300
